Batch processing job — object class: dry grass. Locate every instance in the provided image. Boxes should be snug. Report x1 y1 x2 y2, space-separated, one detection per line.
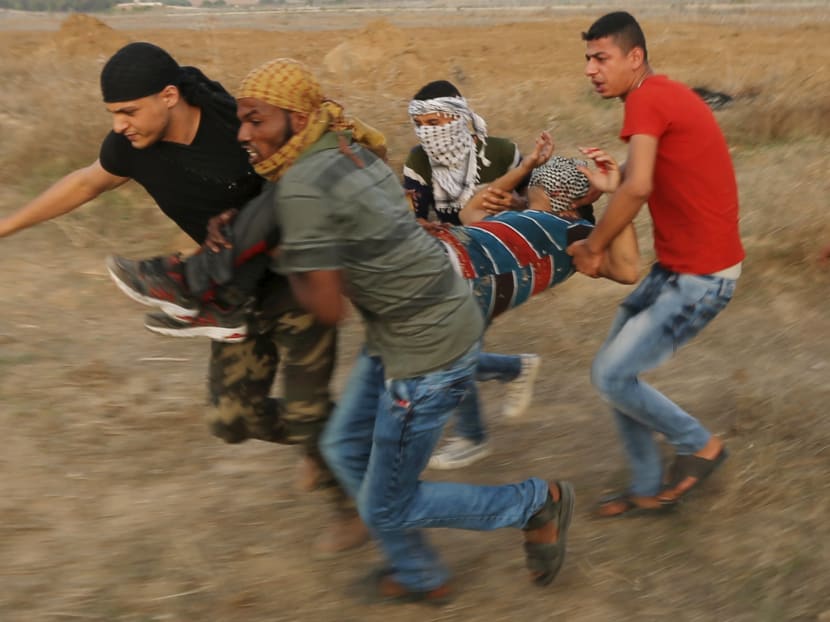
1 6 829 622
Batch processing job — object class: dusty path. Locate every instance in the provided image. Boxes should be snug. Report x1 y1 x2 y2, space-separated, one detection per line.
1 5 829 621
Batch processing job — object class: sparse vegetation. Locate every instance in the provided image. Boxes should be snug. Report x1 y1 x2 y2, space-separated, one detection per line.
0 0 116 10
0 6 828 622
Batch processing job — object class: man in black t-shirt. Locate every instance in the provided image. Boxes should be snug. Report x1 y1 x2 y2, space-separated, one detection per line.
0 42 367 556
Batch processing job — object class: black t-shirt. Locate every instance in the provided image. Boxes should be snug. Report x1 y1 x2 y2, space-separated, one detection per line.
99 103 263 244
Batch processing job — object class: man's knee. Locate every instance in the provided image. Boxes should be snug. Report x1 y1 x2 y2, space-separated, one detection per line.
356 494 408 532
591 353 629 400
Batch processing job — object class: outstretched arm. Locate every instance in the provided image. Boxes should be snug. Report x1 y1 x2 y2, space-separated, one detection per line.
460 131 554 224
0 160 127 238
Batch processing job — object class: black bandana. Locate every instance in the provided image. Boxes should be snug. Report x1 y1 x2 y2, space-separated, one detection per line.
100 42 182 103
100 43 239 137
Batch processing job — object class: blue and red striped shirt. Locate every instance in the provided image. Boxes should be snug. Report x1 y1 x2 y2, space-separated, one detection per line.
432 210 593 322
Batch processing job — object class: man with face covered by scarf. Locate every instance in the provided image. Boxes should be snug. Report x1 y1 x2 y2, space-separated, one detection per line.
403 81 541 470
404 80 526 226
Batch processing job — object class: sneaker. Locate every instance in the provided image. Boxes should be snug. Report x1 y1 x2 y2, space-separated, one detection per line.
144 307 248 343
106 254 198 321
427 437 491 470
501 354 541 418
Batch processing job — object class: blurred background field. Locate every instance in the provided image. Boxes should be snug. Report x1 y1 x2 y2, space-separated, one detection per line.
0 4 829 621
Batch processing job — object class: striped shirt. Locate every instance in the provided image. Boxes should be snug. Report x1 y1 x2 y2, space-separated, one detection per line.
431 210 594 322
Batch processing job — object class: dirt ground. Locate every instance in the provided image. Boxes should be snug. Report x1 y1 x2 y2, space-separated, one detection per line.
1 4 830 622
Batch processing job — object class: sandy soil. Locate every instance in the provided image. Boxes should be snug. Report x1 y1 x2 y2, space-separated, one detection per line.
1 5 829 622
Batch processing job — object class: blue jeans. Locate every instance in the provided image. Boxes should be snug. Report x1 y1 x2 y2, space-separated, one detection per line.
453 352 522 442
320 343 548 591
590 264 736 497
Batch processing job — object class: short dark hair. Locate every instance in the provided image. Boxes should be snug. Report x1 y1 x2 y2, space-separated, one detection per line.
412 80 462 101
582 11 648 61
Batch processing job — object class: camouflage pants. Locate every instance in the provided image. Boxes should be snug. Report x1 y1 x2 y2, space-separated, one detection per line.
207 278 352 512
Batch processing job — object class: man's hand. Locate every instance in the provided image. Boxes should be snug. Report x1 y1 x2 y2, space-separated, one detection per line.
416 218 450 234
524 131 554 170
819 244 830 266
205 208 238 252
570 185 603 210
577 146 621 194
567 239 604 278
480 188 525 214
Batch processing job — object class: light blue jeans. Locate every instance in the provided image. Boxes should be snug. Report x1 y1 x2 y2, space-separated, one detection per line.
591 264 736 497
454 352 523 442
320 343 548 591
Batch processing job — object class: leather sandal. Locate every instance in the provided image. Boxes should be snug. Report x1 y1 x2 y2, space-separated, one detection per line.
658 445 729 504
593 493 676 518
522 481 575 586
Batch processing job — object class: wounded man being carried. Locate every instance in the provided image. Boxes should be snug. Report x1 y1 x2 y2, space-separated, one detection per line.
106 135 639 340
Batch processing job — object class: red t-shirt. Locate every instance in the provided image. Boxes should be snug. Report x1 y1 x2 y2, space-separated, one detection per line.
621 75 744 274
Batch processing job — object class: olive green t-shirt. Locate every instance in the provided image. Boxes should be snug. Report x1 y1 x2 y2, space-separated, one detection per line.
273 132 483 379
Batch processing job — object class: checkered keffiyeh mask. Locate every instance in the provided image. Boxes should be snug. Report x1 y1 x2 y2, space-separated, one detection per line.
412 116 469 167
528 156 591 213
409 96 490 213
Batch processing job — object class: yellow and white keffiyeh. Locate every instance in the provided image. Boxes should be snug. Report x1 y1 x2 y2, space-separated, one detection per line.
237 58 387 181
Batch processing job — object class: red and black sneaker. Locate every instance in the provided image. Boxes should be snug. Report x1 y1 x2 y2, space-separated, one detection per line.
143 306 248 343
106 254 198 321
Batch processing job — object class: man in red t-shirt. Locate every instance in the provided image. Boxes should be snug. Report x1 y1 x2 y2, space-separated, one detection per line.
568 11 744 518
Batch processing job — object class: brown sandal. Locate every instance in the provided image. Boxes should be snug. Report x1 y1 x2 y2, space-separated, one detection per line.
523 481 575 586
593 493 676 518
658 446 729 504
